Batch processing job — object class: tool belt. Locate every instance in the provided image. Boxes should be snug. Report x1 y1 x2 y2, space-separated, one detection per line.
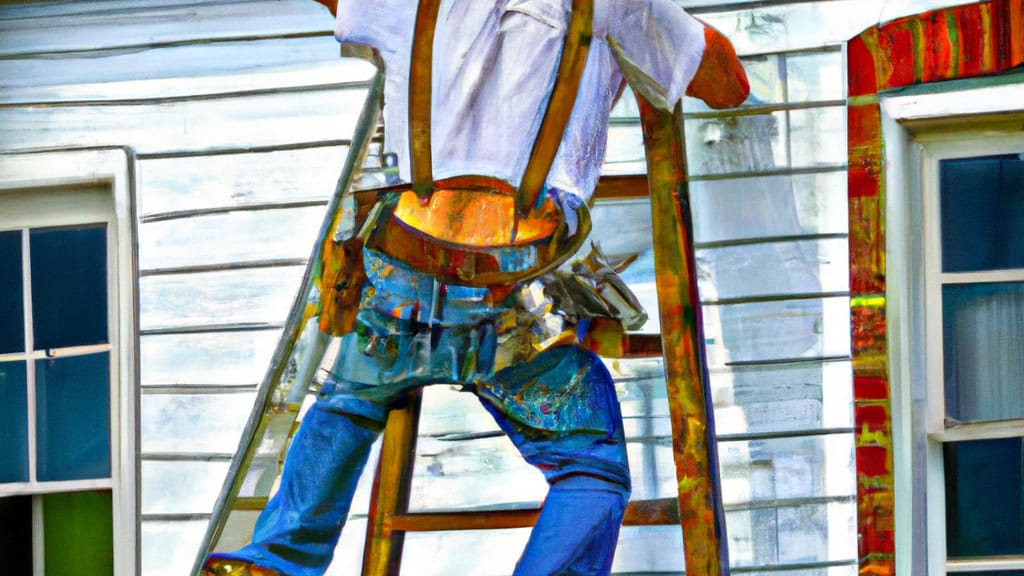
366 175 591 288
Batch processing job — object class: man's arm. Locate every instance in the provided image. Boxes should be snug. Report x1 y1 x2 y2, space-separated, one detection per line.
312 0 385 69
609 0 749 111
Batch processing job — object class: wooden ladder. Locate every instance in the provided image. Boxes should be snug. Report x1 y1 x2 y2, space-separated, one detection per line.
194 75 730 576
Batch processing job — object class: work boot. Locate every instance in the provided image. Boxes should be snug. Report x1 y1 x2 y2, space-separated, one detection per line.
201 557 287 576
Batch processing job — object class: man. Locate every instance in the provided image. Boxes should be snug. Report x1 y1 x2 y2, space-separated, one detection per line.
204 1 747 574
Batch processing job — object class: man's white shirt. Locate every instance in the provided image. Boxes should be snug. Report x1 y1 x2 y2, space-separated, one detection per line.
334 0 707 201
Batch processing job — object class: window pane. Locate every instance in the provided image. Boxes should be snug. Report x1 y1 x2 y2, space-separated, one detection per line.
30 225 108 350
0 496 32 573
942 282 1024 423
719 434 855 505
944 437 1024 558
35 352 111 482
0 494 32 569
697 238 849 300
588 198 652 259
43 490 114 576
697 1 881 55
940 154 1024 273
686 112 788 176
789 106 846 168
728 500 857 567
712 361 854 436
0 361 29 483
703 297 851 366
691 171 849 244
603 123 645 174
0 230 24 354
786 51 844 102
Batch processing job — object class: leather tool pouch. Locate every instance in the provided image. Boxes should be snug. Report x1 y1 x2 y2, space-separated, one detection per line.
319 197 389 337
318 234 367 337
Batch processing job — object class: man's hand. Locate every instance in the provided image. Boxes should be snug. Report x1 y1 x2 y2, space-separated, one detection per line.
686 24 750 109
313 0 337 16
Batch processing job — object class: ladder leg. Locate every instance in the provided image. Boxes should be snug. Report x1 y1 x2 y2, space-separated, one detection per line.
638 96 730 575
362 389 423 576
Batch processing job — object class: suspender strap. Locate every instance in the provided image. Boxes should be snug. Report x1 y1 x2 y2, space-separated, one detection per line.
516 0 593 216
407 0 593 212
408 0 442 198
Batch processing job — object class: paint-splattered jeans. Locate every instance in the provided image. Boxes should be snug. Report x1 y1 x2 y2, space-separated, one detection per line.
208 249 632 576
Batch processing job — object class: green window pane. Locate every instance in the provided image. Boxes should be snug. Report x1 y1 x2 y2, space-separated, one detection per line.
0 496 33 573
43 491 114 576
30 225 108 350
0 230 24 354
940 154 1024 273
945 437 1024 558
36 353 111 482
0 361 29 483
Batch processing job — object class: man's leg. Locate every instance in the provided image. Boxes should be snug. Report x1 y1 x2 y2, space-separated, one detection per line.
477 345 631 576
205 400 383 576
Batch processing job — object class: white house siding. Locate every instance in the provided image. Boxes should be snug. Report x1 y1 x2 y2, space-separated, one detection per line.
0 2 373 574
0 0 901 574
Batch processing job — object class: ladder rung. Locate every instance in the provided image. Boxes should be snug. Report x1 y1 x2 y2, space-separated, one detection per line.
231 498 269 511
388 497 679 532
620 333 663 358
592 174 649 200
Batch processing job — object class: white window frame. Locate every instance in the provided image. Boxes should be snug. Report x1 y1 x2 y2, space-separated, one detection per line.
0 148 138 576
881 81 1024 576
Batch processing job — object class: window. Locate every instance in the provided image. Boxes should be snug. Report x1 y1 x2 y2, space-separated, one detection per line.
922 137 1024 574
0 149 138 576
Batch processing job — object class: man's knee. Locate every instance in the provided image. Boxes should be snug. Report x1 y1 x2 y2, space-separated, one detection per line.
551 473 630 502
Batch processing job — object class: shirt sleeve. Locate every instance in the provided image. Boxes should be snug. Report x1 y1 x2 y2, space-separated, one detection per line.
334 0 415 61
605 0 706 110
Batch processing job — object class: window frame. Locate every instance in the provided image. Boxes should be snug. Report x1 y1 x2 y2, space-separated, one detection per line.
881 82 1024 575
921 132 1024 575
0 148 139 576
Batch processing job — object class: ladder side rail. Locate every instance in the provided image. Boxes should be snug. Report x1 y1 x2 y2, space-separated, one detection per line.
191 72 386 576
361 390 423 576
638 94 731 576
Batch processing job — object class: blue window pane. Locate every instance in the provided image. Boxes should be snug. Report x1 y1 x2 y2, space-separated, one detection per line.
940 154 1024 273
30 225 108 350
35 352 111 482
944 437 1024 558
0 361 29 483
0 230 24 354
942 282 1024 423
0 496 33 573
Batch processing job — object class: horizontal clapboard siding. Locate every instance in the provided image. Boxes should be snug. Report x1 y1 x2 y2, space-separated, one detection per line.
0 3 366 575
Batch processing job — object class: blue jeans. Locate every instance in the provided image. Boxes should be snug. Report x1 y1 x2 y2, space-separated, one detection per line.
209 251 631 575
